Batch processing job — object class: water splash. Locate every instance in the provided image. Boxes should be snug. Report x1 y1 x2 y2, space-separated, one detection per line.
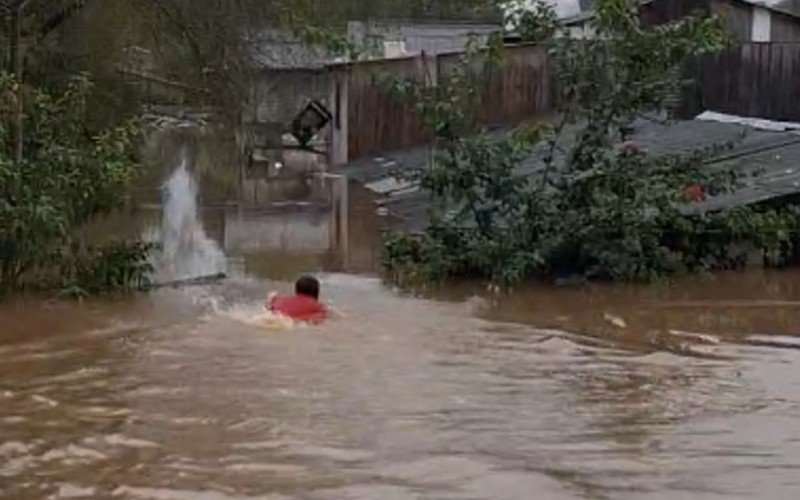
212 302 297 331
150 154 227 281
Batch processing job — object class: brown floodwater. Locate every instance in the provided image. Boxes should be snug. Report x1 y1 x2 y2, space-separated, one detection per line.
2 267 800 499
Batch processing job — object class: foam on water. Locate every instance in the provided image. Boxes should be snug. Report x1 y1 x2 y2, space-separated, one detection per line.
213 302 296 331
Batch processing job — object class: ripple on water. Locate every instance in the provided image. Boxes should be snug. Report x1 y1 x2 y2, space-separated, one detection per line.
1 455 37 478
52 484 97 499
99 434 160 449
286 444 375 464
78 406 133 418
373 455 571 500
224 463 308 475
40 444 107 463
0 348 83 365
111 486 268 499
0 441 33 456
0 415 26 425
306 484 423 500
31 394 60 407
230 440 287 451
42 366 110 385
745 335 800 350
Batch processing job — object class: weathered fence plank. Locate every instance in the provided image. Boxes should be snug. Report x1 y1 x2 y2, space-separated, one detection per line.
343 44 554 162
345 56 429 160
695 43 800 121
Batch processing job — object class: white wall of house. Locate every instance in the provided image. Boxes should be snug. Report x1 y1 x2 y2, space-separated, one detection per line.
752 6 773 41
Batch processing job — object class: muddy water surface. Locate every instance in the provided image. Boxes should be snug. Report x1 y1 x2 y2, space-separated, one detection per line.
2 270 800 499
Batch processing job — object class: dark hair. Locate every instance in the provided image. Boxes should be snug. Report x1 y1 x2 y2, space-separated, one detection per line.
295 275 320 299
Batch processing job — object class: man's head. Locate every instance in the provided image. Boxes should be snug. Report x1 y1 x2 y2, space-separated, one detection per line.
295 275 320 300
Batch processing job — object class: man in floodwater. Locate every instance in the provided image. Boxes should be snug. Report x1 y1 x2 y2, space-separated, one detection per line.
267 275 327 323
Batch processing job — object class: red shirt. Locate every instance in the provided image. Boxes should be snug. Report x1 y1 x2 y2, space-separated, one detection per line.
684 183 707 202
270 295 327 323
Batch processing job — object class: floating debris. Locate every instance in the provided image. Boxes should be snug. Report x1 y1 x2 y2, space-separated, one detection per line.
603 313 627 329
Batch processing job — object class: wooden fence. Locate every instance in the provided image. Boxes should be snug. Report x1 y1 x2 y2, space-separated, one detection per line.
337 42 800 163
438 44 554 127
693 43 800 121
344 56 429 161
338 43 555 162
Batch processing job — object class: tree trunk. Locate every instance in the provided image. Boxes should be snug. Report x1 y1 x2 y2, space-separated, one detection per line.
10 7 24 163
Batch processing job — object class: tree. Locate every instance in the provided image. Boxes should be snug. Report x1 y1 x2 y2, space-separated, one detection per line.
3 0 504 136
2 1 91 162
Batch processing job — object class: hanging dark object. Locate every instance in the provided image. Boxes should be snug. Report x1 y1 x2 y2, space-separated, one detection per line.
290 100 332 148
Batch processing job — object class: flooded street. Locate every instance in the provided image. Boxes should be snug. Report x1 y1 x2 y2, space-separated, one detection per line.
3 271 800 499
8 0 800 497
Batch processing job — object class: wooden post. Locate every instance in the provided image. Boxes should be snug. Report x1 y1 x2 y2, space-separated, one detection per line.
328 66 349 166
421 50 438 88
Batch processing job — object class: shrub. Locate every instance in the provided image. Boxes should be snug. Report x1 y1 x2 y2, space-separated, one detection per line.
0 73 151 295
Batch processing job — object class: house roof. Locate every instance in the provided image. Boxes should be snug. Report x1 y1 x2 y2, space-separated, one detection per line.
252 20 505 70
557 0 800 26
504 0 584 20
348 19 503 28
341 116 800 229
346 19 503 59
735 0 800 19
